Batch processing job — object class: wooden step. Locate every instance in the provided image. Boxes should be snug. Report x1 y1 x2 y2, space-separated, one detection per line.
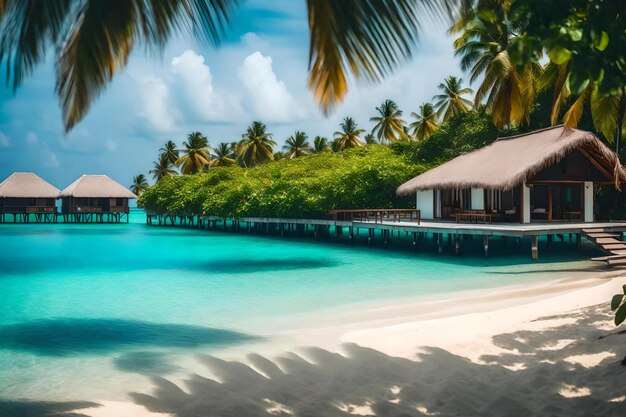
592 254 626 262
607 259 626 266
586 233 621 239
595 238 623 244
583 228 617 233
600 244 626 251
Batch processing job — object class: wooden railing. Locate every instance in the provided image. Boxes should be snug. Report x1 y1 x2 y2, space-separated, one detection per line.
328 209 420 224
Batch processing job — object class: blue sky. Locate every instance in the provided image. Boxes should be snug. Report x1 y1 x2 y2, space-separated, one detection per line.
0 0 462 189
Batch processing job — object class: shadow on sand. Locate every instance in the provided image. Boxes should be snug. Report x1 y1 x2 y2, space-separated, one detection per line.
127 304 626 417
0 399 99 417
0 318 258 356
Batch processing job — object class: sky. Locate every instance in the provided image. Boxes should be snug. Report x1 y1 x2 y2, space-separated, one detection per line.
0 0 463 189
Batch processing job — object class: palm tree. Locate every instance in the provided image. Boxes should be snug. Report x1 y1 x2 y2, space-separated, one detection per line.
209 142 237 167
433 76 474 121
150 154 177 181
334 117 365 150
176 131 212 174
237 121 276 167
131 174 149 196
159 140 179 166
363 133 378 145
409 103 439 140
330 138 344 152
0 1 451 131
313 136 330 153
370 99 407 143
452 8 541 128
283 131 313 158
273 151 284 161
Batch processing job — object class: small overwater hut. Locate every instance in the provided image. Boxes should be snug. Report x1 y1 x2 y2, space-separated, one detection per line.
59 175 137 223
0 172 60 222
397 126 626 223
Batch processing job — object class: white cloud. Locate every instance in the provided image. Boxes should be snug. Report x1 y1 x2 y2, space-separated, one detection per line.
43 151 60 168
239 51 305 122
0 132 10 147
171 49 243 122
26 131 38 144
135 74 176 132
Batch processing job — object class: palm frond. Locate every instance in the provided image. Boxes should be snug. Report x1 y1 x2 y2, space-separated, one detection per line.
306 0 454 114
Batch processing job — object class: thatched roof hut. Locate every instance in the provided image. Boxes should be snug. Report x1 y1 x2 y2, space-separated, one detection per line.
59 175 137 199
0 172 60 198
397 125 626 195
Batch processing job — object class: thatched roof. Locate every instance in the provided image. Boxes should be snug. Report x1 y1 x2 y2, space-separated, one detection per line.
59 175 137 199
397 126 626 195
0 172 60 198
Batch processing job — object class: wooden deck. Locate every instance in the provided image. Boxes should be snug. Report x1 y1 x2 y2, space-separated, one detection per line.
146 212 626 259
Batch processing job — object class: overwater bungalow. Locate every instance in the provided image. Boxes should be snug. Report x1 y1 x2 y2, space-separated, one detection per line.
397 126 626 224
59 175 137 223
0 172 60 223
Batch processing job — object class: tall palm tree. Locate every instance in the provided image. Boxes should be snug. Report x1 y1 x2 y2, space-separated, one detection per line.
409 103 439 140
363 133 378 145
176 131 212 174
369 99 407 143
237 121 276 167
334 117 365 151
150 154 177 181
209 142 237 167
433 76 474 121
313 136 330 153
130 174 149 196
452 7 541 128
159 140 179 166
283 131 313 158
0 1 453 131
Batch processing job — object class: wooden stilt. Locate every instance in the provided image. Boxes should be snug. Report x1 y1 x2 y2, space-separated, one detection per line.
455 234 460 255
531 236 539 260
483 235 489 256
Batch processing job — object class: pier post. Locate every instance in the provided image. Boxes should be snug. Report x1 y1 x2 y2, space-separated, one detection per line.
547 234 553 249
368 228 373 246
412 232 417 249
437 234 443 254
483 235 489 256
384 229 389 247
349 227 354 244
531 236 539 260
455 234 460 255
576 233 582 249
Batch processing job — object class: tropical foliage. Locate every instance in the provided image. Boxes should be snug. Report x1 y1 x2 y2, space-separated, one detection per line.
150 154 177 181
177 132 212 174
433 76 474 121
334 117 365 151
370 99 407 143
237 121 276 167
210 143 237 167
159 141 179 166
313 136 330 153
283 131 313 158
409 103 439 140
131 174 149 196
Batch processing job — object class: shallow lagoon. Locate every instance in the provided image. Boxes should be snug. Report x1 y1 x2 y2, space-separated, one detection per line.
0 210 597 401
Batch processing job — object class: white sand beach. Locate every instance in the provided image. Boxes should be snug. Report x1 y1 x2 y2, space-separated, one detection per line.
73 268 626 417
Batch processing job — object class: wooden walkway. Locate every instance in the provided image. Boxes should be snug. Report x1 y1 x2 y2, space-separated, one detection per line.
145 212 626 260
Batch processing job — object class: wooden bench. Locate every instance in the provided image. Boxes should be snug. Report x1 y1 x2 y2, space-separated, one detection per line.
455 210 494 224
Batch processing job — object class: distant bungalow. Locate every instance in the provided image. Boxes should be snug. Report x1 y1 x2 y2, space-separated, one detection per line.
0 172 60 223
397 125 626 224
59 175 137 223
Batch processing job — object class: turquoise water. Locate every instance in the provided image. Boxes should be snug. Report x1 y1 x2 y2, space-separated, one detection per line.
0 210 593 402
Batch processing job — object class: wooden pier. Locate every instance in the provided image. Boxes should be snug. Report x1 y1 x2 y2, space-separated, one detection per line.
145 212 626 259
0 210 130 223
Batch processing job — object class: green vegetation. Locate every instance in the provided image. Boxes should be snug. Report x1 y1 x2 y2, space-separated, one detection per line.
140 145 423 218
130 174 149 197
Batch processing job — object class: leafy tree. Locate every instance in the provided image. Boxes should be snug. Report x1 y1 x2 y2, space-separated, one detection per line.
334 117 365 150
330 138 343 153
150 154 178 181
177 131 212 174
131 174 149 196
313 136 330 153
370 99 407 143
409 103 439 140
433 76 474 121
159 140 179 166
283 131 313 158
0 0 454 131
273 151 284 161
237 121 276 167
364 133 378 145
452 4 541 128
611 284 626 365
210 142 237 167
